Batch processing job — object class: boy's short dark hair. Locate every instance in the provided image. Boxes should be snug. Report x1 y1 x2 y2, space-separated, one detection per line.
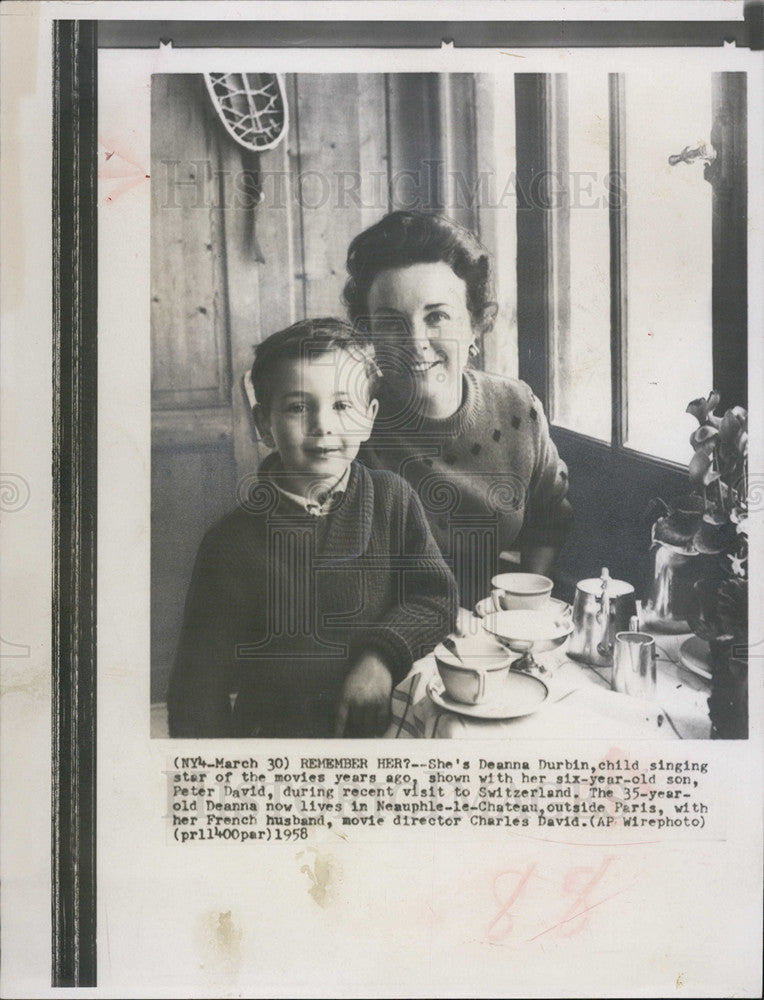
251 317 381 413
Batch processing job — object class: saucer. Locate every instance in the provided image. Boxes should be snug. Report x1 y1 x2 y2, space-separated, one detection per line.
679 635 712 681
427 672 549 720
474 596 571 620
481 610 573 654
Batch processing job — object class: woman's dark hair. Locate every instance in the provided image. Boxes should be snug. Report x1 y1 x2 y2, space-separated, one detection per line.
343 210 497 334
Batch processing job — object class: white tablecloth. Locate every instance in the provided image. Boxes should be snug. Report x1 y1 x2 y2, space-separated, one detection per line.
150 633 712 740
384 632 712 741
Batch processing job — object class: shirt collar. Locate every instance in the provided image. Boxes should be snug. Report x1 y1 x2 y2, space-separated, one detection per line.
270 464 351 517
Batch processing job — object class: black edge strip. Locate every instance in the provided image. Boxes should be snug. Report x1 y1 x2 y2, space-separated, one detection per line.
96 19 758 49
52 19 98 988
712 73 748 412
608 73 627 449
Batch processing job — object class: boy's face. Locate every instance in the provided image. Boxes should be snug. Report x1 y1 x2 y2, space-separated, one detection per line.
254 348 379 491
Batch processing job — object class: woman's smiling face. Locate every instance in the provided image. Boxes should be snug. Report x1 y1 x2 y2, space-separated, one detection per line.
366 261 475 418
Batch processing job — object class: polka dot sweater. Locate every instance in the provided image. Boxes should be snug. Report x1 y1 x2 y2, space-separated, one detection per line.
358 368 573 608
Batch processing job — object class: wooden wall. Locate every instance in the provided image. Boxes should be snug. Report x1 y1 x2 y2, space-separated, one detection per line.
150 72 515 701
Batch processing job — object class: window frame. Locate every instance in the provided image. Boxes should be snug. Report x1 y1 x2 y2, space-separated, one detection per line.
514 71 748 596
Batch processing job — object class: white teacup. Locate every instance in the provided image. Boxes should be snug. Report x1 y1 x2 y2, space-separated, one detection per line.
491 573 554 611
434 635 512 705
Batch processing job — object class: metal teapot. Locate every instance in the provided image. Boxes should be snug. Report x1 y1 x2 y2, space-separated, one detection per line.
641 525 713 633
568 568 638 668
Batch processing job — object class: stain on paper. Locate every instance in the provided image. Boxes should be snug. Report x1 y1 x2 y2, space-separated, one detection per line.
98 138 151 205
197 908 243 981
0 662 46 701
298 846 342 908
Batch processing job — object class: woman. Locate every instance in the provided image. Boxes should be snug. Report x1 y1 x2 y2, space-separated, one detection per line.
344 210 572 610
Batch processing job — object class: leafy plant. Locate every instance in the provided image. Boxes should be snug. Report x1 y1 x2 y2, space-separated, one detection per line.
669 389 749 643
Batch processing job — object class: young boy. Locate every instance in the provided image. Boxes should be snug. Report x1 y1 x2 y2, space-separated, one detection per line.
167 318 457 738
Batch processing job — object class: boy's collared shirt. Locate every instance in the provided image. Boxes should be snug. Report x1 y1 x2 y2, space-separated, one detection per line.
267 462 350 517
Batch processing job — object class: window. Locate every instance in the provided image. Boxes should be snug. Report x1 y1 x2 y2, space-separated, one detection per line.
623 74 714 462
549 73 612 443
515 71 747 593
547 70 716 463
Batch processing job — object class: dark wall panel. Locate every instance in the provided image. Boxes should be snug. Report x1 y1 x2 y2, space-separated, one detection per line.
150 441 237 702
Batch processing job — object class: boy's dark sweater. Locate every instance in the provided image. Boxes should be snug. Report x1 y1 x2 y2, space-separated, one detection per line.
167 460 457 738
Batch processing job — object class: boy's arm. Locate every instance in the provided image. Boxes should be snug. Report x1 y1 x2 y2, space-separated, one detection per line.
351 480 458 686
167 529 240 738
337 482 457 736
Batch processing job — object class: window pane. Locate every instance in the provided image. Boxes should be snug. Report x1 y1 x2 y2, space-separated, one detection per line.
551 73 612 441
623 73 713 463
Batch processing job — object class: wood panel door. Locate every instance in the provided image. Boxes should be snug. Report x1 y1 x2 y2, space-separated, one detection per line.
150 74 303 702
150 72 489 703
150 73 390 702
151 75 238 702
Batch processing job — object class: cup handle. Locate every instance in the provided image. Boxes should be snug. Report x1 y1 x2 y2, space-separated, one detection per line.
474 669 486 704
491 590 504 612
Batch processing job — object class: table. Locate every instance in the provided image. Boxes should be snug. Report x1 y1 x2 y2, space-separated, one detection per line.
150 631 713 741
384 629 712 741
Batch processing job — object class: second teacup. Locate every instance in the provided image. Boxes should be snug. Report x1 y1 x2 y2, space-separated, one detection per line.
434 635 512 705
491 572 554 611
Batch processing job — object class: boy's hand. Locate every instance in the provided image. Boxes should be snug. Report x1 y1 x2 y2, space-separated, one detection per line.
334 653 394 737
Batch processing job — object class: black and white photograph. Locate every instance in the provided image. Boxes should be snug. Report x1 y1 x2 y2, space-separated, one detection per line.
150 68 750 742
1 3 762 997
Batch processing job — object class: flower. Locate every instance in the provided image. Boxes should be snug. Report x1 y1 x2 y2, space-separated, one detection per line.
731 507 747 530
686 390 721 427
685 389 747 531
727 553 746 578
